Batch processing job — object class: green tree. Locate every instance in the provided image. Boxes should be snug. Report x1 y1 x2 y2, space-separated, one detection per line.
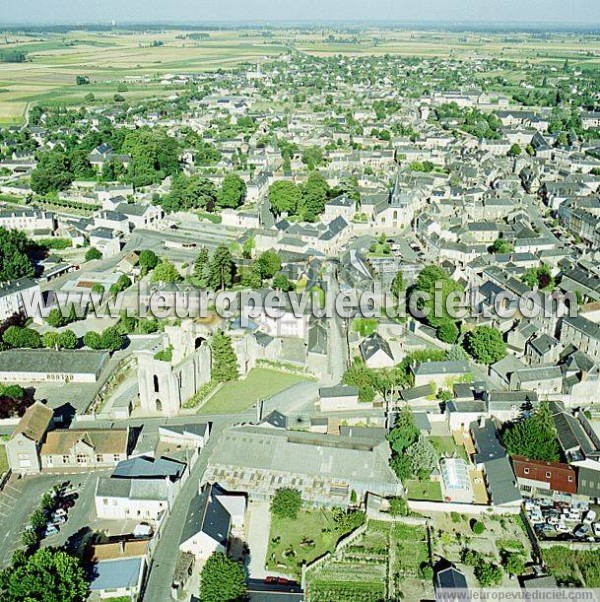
502 401 560 462
508 143 523 157
0 228 35 281
217 174 247 209
474 561 503 587
2 326 42 349
100 327 123 352
199 552 246 602
151 260 182 283
300 171 330 221
391 271 405 296
210 331 239 383
57 330 77 350
463 326 507 365
255 250 281 280
436 320 459 344
209 245 234 291
272 273 291 291
83 331 102 350
342 358 377 402
139 249 159 271
271 488 302 519
194 247 210 286
491 238 514 254
0 548 89 602
471 520 485 535
406 435 438 479
85 247 102 261
268 180 302 216
301 146 324 170
30 150 74 195
389 497 409 517
504 553 526 576
240 266 262 289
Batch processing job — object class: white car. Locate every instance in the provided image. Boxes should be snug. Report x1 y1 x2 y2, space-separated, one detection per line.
584 510 597 525
556 522 570 533
593 523 600 538
546 516 560 526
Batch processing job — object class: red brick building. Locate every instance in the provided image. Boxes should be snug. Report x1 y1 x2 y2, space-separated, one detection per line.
511 455 577 495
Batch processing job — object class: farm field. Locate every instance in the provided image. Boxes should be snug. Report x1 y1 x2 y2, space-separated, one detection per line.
3 27 600 124
306 520 433 602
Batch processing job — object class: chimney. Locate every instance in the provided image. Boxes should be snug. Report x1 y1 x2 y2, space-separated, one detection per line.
119 540 125 555
479 416 485 428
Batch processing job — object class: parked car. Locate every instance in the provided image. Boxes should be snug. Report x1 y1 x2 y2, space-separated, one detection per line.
53 508 67 518
575 524 591 539
584 510 596 525
264 576 278 584
43 524 59 537
556 522 570 533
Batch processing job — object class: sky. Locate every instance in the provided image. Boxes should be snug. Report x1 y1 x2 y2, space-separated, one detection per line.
1 0 599 25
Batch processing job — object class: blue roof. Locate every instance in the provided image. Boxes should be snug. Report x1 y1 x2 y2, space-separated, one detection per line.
91 557 143 591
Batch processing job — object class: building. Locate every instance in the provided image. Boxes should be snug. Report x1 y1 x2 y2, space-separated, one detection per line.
359 332 395 368
435 565 468 602
6 402 53 475
204 425 402 506
157 424 211 449
40 428 131 470
412 361 471 389
179 483 245 560
0 209 55 235
0 278 41 321
319 385 362 412
560 316 600 363
0 350 108 384
511 455 577 497
95 476 178 520
440 458 474 503
89 540 148 601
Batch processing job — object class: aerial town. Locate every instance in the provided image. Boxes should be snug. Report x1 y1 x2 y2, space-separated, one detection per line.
0 16 600 602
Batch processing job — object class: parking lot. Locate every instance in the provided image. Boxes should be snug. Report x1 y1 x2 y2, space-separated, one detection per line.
525 498 600 542
0 470 109 565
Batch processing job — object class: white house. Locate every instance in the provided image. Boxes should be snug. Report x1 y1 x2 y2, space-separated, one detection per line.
0 278 41 321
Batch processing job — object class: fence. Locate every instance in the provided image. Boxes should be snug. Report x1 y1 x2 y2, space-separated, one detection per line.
408 500 521 516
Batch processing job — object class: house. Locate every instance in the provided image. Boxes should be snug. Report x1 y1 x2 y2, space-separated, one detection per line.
560 316 600 363
111 455 187 481
526 334 561 366
158 423 211 449
89 227 122 259
40 428 131 470
0 209 55 235
511 456 577 497
319 385 362 412
359 332 395 368
0 278 41 322
179 483 245 560
0 350 109 384
116 202 163 229
412 361 471 389
510 366 563 395
95 476 178 520
89 540 148 601
6 402 53 475
576 461 600 500
435 565 468 602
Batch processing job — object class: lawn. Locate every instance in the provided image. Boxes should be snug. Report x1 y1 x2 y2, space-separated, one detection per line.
544 546 600 587
197 368 312 415
267 508 353 578
406 479 443 501
430 436 468 462
352 318 378 337
0 445 7 475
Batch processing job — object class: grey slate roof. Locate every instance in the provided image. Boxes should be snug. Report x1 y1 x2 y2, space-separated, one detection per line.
0 350 108 376
96 477 171 502
90 557 143 592
180 483 231 547
111 455 185 480
471 419 506 463
484 456 521 505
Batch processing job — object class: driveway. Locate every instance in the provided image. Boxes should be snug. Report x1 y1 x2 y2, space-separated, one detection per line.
245 499 271 579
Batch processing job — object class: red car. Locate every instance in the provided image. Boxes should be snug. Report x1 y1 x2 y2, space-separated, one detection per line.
264 576 278 584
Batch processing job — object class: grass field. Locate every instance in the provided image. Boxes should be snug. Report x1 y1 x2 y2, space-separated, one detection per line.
197 367 312 415
406 479 443 501
0 445 8 475
430 435 469 462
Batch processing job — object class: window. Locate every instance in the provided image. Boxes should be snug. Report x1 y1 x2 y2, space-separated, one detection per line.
96 454 103 463
153 375 160 393
113 454 120 462
568 476 574 483
76 454 87 465
63 455 70 464
546 472 551 479
103 498 108 505
523 468 530 475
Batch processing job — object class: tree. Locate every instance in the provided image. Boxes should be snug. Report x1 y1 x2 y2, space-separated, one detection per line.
491 238 514 254
504 552 526 576
139 249 159 271
272 273 291 291
110 274 132 296
240 267 262 289
406 436 438 479
57 330 77 350
199 552 246 602
301 146 324 170
0 548 89 602
193 246 210 287
474 561 503 587
463 326 507 365
471 520 485 535
255 250 281 280
0 228 35 281
268 180 302 216
210 331 239 383
436 320 459 344
151 260 181 284
502 401 560 462
2 326 41 349
300 171 329 221
209 245 234 291
83 331 102 350
508 143 522 157
163 174 218 213
391 271 405 297
85 247 102 261
100 327 123 352
342 358 377 402
30 150 74 195
271 488 302 520
217 174 247 209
